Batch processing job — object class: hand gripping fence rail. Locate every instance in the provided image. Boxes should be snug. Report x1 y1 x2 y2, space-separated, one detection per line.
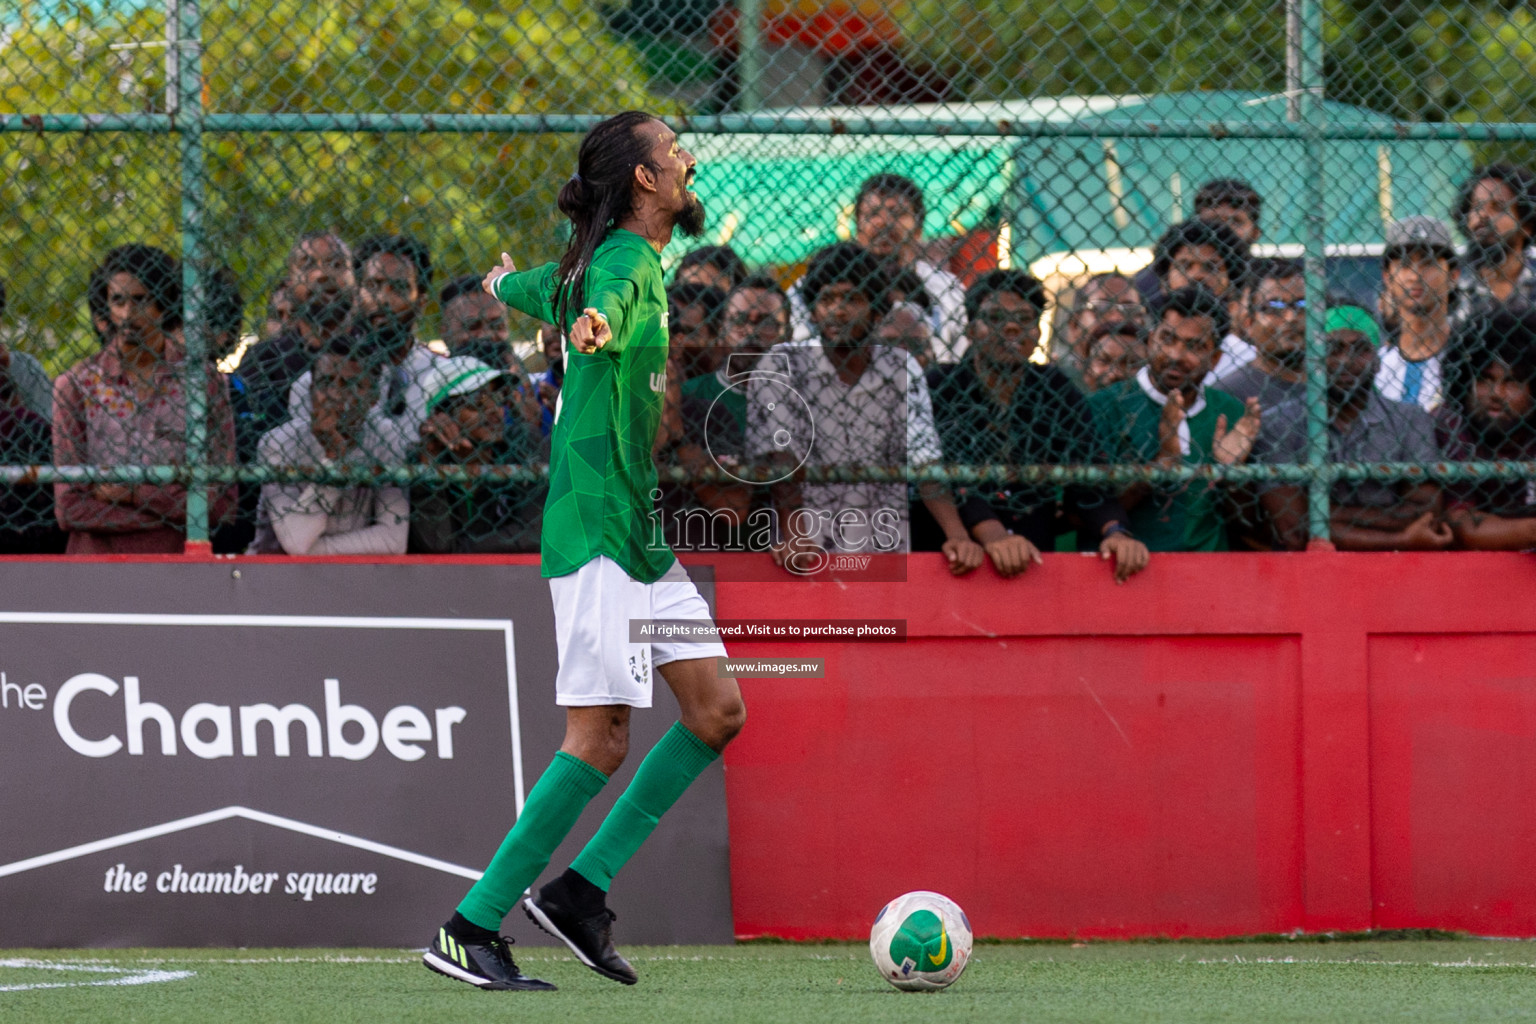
5 0 1536 558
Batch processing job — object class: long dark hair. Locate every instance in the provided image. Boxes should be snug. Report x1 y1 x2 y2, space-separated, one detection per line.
553 110 660 334
1454 163 1536 241
87 244 183 344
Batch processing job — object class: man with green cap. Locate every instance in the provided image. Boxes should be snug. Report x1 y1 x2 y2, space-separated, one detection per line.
1255 304 1451 551
408 355 549 553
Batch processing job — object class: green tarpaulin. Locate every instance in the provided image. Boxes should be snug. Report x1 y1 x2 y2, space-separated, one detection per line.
684 92 1474 269
687 126 1012 268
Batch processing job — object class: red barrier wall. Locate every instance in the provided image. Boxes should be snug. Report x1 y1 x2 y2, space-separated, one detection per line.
9 550 1534 939
708 551 1536 940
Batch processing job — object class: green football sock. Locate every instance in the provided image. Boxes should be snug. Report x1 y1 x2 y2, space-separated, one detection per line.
456 750 609 930
569 722 718 892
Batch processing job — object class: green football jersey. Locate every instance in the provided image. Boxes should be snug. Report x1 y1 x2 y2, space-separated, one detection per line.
494 229 674 582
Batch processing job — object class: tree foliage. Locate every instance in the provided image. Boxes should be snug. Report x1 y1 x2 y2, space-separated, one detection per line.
0 0 663 371
6 0 1536 371
893 0 1289 99
894 0 1536 159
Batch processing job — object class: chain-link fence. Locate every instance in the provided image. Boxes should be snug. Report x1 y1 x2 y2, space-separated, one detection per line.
4 0 1536 565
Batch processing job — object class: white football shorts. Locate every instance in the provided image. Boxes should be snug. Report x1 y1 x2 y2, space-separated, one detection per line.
548 555 731 708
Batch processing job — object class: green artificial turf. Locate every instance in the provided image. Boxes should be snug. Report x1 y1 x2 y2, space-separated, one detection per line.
6 940 1536 1023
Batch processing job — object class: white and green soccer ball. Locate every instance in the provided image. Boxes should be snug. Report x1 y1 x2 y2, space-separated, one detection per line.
869 890 972 991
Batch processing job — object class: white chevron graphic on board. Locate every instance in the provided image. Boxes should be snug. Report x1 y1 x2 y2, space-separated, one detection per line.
0 806 481 881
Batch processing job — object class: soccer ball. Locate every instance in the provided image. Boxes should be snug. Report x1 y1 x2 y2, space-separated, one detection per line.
869 890 972 991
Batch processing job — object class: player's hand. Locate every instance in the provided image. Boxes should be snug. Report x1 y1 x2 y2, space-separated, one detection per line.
1098 531 1150 584
982 533 1042 578
93 483 135 505
482 252 516 300
570 308 612 354
942 536 985 576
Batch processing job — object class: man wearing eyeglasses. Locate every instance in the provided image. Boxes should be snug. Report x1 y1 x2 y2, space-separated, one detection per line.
1211 258 1308 409
923 271 1149 581
681 275 789 436
1057 273 1146 389
1209 259 1310 549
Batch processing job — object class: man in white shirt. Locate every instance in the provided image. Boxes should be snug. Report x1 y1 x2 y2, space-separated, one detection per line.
748 243 982 573
1375 217 1460 412
786 174 969 362
250 325 410 555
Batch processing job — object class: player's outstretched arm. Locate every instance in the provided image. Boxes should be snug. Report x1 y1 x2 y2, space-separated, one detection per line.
482 252 516 298
482 253 560 322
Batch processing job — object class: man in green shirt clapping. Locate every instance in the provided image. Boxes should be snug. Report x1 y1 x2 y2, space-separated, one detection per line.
1089 285 1262 551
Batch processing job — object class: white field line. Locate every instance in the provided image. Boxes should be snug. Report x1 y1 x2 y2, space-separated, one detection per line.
1192 955 1536 968
0 958 194 993
131 953 751 964
17 952 1536 974
129 955 422 965
107 952 780 966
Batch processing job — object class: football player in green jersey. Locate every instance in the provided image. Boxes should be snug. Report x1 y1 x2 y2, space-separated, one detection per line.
423 112 744 993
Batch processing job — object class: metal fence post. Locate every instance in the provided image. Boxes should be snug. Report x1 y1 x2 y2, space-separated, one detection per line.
176 0 210 550
1299 0 1332 544
738 0 762 112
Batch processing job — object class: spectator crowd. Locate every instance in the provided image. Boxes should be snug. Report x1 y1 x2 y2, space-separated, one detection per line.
4 164 1536 577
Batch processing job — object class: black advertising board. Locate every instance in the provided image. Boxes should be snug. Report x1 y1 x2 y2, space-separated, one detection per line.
0 561 732 947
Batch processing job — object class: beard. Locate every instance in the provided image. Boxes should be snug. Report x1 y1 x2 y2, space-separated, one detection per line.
1470 407 1535 450
1328 379 1371 407
814 316 869 350
365 313 416 360
1265 336 1306 371
860 233 900 259
1465 230 1517 268
457 339 510 370
675 192 707 239
301 288 355 331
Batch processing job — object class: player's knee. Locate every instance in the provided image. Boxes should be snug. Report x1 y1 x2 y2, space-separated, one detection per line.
605 737 630 773
719 697 746 745
689 695 746 751
596 723 630 772
561 710 631 774
568 732 627 775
